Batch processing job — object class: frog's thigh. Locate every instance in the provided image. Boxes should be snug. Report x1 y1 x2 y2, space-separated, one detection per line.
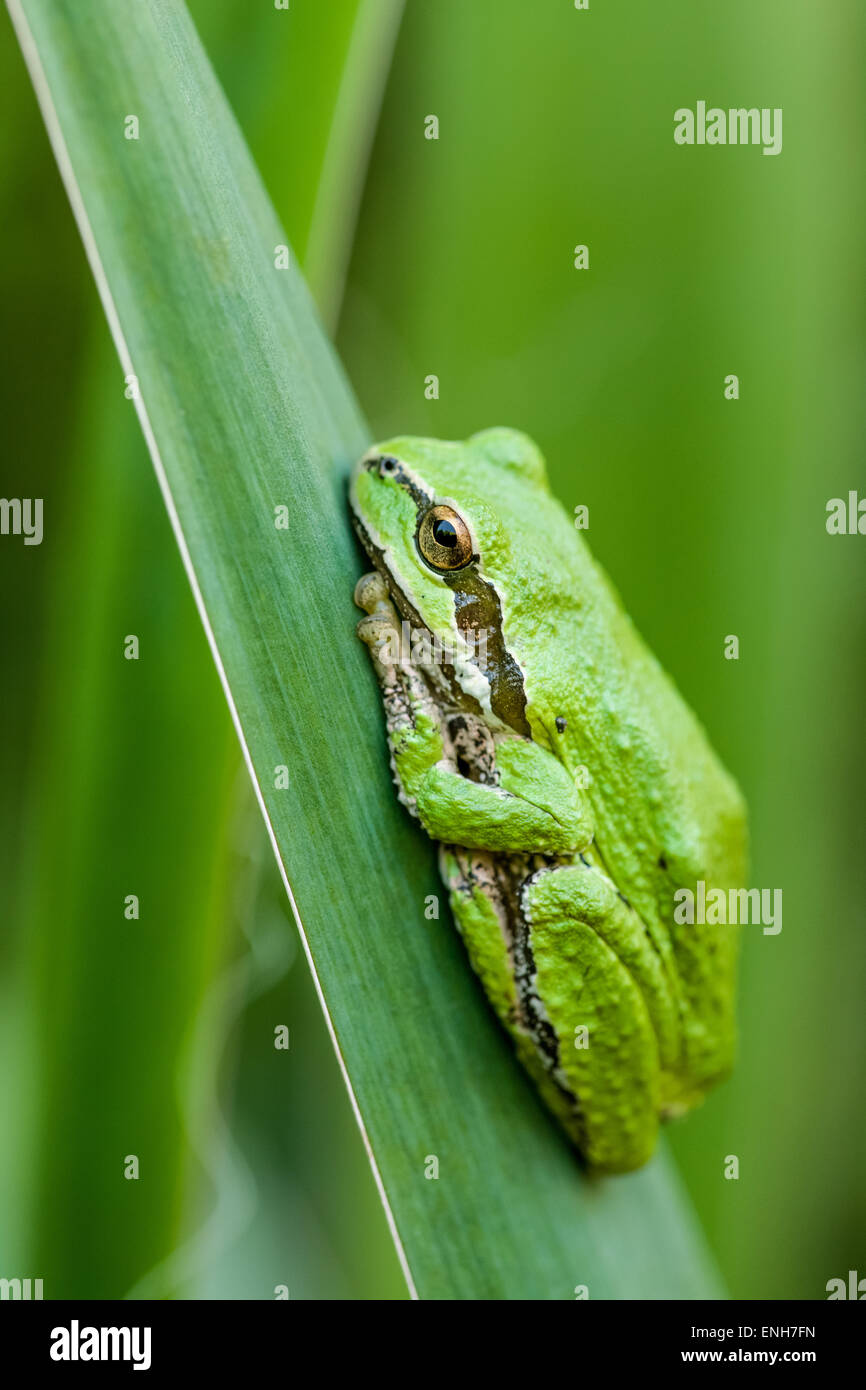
525 864 663 1173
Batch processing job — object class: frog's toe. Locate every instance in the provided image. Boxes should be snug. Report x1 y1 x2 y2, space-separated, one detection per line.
356 610 395 648
353 570 390 613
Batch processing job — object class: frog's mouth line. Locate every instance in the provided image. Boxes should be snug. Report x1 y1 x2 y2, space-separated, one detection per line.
351 460 531 738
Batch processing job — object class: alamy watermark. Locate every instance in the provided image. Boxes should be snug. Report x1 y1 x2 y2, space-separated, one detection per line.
379 619 489 670
0 497 43 545
0 1276 43 1299
674 103 783 157
674 882 782 936
50 1321 151 1371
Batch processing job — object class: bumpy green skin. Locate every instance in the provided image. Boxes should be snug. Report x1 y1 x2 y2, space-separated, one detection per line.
351 429 747 1173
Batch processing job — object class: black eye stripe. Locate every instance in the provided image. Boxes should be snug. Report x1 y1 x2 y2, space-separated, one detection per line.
363 453 430 508
351 465 530 738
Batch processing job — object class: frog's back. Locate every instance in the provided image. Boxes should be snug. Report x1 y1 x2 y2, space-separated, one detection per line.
461 432 747 1101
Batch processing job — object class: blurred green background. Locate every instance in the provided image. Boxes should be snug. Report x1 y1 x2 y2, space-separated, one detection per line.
1 0 863 1299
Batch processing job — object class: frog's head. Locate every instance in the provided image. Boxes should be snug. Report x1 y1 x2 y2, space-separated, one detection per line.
349 428 560 738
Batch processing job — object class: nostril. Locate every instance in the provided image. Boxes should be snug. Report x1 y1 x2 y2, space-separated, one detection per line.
379 455 398 475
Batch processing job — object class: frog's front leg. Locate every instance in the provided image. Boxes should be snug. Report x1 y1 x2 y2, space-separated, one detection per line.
413 735 592 855
355 572 592 856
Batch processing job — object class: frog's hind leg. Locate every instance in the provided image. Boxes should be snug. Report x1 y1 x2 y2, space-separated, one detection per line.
440 845 588 1149
520 859 669 1172
442 848 670 1170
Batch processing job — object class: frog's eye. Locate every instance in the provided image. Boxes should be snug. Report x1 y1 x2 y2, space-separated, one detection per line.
417 504 474 571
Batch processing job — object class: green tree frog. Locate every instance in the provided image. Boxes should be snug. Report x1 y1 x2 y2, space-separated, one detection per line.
350 428 747 1172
